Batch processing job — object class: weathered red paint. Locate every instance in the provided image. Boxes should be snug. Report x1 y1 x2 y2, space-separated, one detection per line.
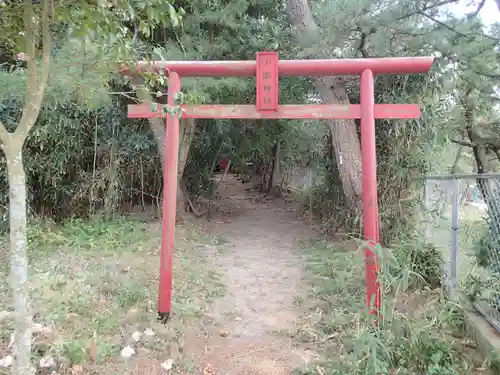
256 52 279 111
120 56 433 77
122 52 434 321
127 103 421 120
360 69 381 316
157 72 181 320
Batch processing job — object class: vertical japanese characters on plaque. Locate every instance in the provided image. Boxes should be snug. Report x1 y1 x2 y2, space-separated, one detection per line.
256 52 279 111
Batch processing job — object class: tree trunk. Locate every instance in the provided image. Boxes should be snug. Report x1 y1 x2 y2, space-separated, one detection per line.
0 2 52 372
177 116 196 215
266 145 275 194
135 87 196 217
285 0 363 214
135 88 167 169
268 142 282 196
4 141 34 375
450 146 463 174
178 117 196 181
315 78 363 211
461 89 491 199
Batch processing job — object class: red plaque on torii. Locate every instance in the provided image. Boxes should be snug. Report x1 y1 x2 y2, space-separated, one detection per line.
256 52 279 112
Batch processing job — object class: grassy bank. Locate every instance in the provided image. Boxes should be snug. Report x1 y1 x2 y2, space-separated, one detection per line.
0 216 225 374
295 239 491 375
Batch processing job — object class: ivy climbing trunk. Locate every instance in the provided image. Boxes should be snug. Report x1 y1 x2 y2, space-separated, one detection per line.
285 0 363 216
3 141 33 375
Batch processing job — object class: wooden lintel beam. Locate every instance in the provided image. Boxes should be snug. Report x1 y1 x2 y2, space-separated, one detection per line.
127 104 421 120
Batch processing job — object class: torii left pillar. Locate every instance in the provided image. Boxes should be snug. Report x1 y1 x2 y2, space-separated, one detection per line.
156 72 181 322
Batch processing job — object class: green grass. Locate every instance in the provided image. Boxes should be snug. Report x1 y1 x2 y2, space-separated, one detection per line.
0 215 225 375
294 239 490 375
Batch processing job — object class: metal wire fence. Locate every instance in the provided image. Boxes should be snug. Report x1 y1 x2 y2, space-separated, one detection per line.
423 173 500 332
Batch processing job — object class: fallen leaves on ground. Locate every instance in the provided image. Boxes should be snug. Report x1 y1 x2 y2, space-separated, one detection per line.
203 363 216 375
70 364 84 375
219 330 229 337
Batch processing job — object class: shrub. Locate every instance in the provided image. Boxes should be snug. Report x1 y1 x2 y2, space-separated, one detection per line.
0 69 162 228
392 239 443 290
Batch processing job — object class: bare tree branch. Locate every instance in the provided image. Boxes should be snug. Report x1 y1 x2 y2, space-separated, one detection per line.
394 0 459 21
0 120 11 144
451 139 473 147
493 148 500 163
16 0 53 137
451 136 500 150
359 0 459 36
455 69 499 100
442 48 500 79
358 33 369 57
18 0 38 130
419 8 499 43
468 0 487 18
356 26 376 58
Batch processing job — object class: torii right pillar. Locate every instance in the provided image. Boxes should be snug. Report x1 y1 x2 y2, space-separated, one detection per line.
360 69 381 315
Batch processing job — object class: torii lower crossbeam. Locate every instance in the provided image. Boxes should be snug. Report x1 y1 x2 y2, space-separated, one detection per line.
128 103 421 120
122 53 433 322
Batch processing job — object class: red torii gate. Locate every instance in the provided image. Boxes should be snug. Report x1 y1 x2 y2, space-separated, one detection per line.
121 53 433 321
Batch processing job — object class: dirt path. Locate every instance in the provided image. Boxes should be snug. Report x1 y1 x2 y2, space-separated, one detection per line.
187 176 313 375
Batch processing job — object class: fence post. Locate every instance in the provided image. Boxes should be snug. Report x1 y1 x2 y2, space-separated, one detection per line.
423 179 432 237
449 178 459 291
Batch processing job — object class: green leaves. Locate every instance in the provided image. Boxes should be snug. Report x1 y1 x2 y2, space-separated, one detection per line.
1 0 185 77
168 3 180 27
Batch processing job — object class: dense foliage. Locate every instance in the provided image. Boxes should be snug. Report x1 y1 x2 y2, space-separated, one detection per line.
0 0 499 242
0 61 161 225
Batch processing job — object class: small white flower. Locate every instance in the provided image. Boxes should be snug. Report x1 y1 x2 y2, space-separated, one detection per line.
120 345 136 358
39 355 56 368
0 355 13 368
131 331 142 342
15 52 26 61
18 31 26 36
144 328 155 336
160 359 174 371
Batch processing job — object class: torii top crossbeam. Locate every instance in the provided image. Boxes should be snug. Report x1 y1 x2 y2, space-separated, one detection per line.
120 56 433 77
